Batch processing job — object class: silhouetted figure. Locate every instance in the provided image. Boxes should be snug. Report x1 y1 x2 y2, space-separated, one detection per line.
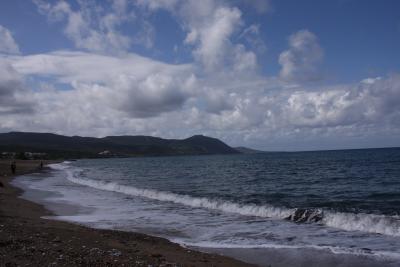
11 161 16 175
39 161 44 169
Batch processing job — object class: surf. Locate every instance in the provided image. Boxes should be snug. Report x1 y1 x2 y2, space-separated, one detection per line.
50 162 400 237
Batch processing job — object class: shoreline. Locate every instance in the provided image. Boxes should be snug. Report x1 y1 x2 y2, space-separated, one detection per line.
0 160 254 266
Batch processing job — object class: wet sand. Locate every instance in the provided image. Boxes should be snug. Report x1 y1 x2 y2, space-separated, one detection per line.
0 160 254 266
199 246 398 267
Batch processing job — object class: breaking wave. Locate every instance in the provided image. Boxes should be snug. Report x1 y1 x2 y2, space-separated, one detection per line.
50 162 400 237
51 163 293 219
324 211 400 237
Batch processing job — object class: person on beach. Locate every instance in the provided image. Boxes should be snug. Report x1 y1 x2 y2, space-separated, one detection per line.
39 161 43 169
11 161 16 175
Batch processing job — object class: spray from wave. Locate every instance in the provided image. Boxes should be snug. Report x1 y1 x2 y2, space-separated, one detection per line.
50 162 400 237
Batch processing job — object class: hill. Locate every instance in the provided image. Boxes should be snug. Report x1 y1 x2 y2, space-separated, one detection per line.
0 132 239 159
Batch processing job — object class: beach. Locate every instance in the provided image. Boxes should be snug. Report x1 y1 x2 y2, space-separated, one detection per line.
0 160 253 267
2 154 399 267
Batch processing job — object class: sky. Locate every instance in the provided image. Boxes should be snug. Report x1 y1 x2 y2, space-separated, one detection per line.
0 0 399 151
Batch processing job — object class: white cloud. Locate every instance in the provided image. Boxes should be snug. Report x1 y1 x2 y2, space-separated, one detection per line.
135 0 258 72
8 51 191 84
279 29 323 83
135 0 179 11
239 24 267 54
0 25 20 54
0 61 34 114
33 0 134 53
188 5 242 70
4 51 195 118
202 87 234 114
2 48 400 149
282 75 400 128
0 2 399 150
232 44 257 73
112 72 196 117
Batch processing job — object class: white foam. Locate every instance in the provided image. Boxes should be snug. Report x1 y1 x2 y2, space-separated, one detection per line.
50 162 400 238
323 211 400 237
57 165 293 219
179 240 400 260
49 162 71 170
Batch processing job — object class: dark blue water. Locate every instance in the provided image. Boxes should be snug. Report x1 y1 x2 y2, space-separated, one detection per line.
13 148 400 266
83 148 400 214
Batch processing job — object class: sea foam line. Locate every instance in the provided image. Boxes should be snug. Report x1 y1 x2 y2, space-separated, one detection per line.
59 168 293 219
323 211 400 237
179 241 400 261
50 162 400 237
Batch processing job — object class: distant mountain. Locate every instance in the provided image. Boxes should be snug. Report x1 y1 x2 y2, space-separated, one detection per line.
234 146 265 154
0 132 239 159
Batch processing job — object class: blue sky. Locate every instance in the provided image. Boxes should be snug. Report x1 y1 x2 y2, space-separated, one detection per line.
0 0 399 150
2 0 399 81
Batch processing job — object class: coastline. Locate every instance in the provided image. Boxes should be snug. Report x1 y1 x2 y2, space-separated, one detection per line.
0 160 254 267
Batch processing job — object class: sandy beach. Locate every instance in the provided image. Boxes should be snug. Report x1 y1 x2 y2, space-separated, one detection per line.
0 160 254 267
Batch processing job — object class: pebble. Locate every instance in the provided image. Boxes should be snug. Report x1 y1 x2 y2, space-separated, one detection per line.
109 248 122 257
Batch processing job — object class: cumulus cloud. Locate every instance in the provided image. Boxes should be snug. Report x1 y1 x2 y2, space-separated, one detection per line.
281 75 400 129
5 51 195 118
201 88 234 114
239 24 267 54
8 48 399 129
0 25 20 54
2 47 400 149
33 0 135 53
0 61 34 114
279 29 323 83
112 72 196 117
1 1 399 150
135 0 258 72
185 5 243 70
178 73 400 148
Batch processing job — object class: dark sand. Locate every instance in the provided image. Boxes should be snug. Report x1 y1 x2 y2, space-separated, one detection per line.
0 160 255 267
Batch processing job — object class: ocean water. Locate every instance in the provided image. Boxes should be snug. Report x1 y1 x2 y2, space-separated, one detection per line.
13 148 400 266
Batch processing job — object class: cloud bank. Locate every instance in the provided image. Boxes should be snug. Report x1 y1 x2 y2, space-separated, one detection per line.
0 1 399 150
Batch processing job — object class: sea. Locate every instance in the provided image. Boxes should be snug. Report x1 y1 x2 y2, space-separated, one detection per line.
12 148 400 267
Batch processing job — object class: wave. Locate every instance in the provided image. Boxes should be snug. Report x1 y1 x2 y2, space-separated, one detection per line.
323 211 400 237
56 164 293 219
179 241 400 261
286 208 324 223
50 162 400 237
286 208 400 237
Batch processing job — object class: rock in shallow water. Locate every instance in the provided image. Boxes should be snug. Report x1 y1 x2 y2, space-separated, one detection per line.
285 208 324 223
